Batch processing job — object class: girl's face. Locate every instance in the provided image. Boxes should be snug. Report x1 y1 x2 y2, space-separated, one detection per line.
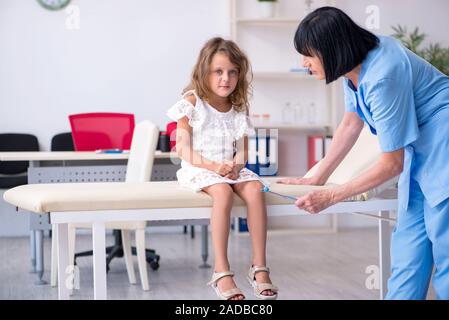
303 55 325 80
208 52 239 99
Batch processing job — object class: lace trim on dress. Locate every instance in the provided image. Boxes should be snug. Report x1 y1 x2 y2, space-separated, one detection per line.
166 91 206 128
178 167 261 192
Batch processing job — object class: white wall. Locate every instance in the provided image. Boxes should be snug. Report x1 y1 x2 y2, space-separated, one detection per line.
0 0 230 151
338 0 449 46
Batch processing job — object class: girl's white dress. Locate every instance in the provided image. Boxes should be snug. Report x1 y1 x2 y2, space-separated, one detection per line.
167 90 260 191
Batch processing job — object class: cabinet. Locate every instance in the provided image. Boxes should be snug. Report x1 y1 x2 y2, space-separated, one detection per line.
230 0 337 132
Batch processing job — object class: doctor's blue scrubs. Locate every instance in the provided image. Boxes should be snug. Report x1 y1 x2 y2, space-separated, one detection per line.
344 35 449 299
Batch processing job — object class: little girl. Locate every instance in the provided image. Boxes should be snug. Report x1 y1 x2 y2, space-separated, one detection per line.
167 37 278 300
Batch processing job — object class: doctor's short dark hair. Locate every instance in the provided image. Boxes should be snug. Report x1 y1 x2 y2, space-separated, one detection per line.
294 6 379 84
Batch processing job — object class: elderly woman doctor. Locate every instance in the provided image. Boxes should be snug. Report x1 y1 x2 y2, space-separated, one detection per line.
279 7 449 299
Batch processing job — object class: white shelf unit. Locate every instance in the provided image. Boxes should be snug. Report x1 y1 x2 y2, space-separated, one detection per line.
230 0 337 132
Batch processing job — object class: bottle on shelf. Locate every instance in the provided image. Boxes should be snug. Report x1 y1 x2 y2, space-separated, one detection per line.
307 102 317 125
262 113 271 126
294 102 305 125
282 102 296 125
251 113 261 127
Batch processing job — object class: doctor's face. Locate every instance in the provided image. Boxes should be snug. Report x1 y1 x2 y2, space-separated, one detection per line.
303 55 325 80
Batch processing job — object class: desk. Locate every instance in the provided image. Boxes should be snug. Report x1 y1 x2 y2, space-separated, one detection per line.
0 151 211 285
0 151 176 161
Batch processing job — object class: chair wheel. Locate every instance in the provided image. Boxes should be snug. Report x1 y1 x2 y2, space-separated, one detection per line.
149 261 159 270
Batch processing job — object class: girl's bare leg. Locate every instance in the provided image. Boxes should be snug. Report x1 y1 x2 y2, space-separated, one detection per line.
233 181 274 296
203 183 244 300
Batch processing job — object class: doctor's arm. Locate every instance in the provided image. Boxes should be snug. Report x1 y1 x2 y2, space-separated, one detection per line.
296 148 404 213
279 112 365 185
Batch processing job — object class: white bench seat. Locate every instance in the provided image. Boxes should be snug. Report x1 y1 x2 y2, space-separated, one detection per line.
3 178 361 214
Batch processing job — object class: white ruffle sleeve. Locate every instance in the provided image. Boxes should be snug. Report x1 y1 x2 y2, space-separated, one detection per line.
166 98 206 128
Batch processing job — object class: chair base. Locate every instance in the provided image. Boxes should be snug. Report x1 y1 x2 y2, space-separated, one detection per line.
182 225 195 239
74 230 160 272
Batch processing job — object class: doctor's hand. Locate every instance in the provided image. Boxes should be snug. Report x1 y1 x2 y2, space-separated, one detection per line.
277 176 324 186
295 189 336 214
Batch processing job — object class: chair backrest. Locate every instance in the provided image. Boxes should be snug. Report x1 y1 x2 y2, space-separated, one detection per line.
166 121 177 151
125 120 159 182
305 125 391 185
0 133 39 174
69 113 135 151
51 132 75 151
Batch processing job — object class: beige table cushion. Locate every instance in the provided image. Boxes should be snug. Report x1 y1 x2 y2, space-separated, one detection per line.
3 177 367 214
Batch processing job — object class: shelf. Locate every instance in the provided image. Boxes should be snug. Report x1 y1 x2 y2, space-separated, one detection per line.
253 71 315 80
253 123 330 131
231 0 336 137
235 18 301 26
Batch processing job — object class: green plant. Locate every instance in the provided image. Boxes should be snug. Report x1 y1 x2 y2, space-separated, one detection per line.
392 25 449 75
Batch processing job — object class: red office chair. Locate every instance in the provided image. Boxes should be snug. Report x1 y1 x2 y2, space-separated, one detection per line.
166 121 177 151
67 112 159 277
69 112 135 151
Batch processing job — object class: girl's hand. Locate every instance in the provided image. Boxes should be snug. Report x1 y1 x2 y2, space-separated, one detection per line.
225 162 244 180
295 189 336 214
214 162 234 176
277 176 324 186
225 167 240 180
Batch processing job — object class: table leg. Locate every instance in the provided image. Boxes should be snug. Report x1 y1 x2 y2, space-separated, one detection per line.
57 223 70 300
199 225 210 268
35 230 47 285
30 230 36 273
378 210 392 300
92 222 107 300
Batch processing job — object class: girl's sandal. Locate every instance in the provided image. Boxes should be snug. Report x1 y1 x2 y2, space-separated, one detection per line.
207 270 245 300
247 266 278 300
